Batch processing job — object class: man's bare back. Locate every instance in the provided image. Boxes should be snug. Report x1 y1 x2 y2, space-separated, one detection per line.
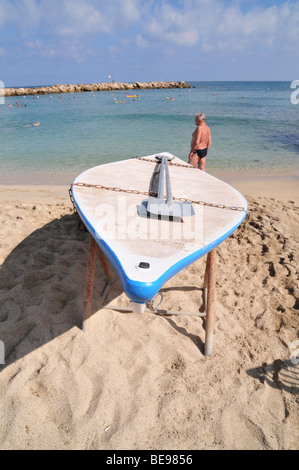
192 122 211 149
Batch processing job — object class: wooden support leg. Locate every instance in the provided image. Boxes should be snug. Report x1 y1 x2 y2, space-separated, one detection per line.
83 235 97 332
95 244 112 299
204 249 217 356
96 245 111 278
203 252 210 312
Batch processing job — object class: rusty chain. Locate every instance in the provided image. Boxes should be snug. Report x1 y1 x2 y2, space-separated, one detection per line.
70 181 246 212
132 156 194 169
68 186 87 230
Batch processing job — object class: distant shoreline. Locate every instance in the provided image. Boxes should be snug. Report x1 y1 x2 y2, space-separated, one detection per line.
4 80 191 97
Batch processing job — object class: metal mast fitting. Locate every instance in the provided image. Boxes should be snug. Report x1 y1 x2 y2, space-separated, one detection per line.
138 154 195 219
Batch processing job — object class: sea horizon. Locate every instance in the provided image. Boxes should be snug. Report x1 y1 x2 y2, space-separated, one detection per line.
5 79 294 89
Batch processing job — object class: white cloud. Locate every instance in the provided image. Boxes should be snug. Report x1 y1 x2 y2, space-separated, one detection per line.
136 34 149 48
21 0 41 28
144 3 199 46
138 0 299 52
0 1 11 27
25 39 43 49
23 39 58 58
0 0 143 63
0 0 41 32
120 0 140 23
0 0 141 37
165 30 198 47
2 0 298 50
1 0 299 63
52 0 111 36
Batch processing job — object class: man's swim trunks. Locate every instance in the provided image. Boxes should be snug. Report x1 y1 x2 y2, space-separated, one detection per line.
194 148 208 159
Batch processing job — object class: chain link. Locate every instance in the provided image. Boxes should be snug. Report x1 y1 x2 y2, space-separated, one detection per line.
71 182 150 197
133 156 194 169
68 185 88 231
68 186 79 219
70 182 246 212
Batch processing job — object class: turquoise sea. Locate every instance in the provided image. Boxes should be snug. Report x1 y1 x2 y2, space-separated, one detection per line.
0 81 298 184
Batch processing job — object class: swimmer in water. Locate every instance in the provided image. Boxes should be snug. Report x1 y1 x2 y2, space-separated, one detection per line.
21 122 40 128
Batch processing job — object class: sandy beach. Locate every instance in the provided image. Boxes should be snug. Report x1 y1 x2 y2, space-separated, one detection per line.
0 174 298 450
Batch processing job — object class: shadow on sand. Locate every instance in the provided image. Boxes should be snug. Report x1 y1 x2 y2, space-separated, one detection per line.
0 214 123 371
0 214 207 370
247 359 299 396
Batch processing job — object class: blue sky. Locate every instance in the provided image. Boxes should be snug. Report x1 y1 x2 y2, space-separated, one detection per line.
0 0 298 86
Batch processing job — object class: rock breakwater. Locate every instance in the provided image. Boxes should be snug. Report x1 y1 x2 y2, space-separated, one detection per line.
4 80 191 97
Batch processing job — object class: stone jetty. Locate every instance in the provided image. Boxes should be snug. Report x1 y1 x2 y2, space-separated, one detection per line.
4 80 191 97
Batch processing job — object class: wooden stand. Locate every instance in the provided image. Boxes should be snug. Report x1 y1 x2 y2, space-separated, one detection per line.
83 235 112 332
204 249 217 356
83 234 217 355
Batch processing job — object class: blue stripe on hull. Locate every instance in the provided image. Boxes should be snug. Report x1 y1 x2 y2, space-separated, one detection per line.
73 189 247 304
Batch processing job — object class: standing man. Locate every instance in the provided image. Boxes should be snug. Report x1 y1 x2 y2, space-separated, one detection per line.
188 113 211 171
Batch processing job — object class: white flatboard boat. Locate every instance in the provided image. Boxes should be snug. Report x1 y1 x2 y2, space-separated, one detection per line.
71 153 248 313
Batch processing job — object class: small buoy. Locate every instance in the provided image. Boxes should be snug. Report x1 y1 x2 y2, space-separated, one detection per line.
214 92 216 96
